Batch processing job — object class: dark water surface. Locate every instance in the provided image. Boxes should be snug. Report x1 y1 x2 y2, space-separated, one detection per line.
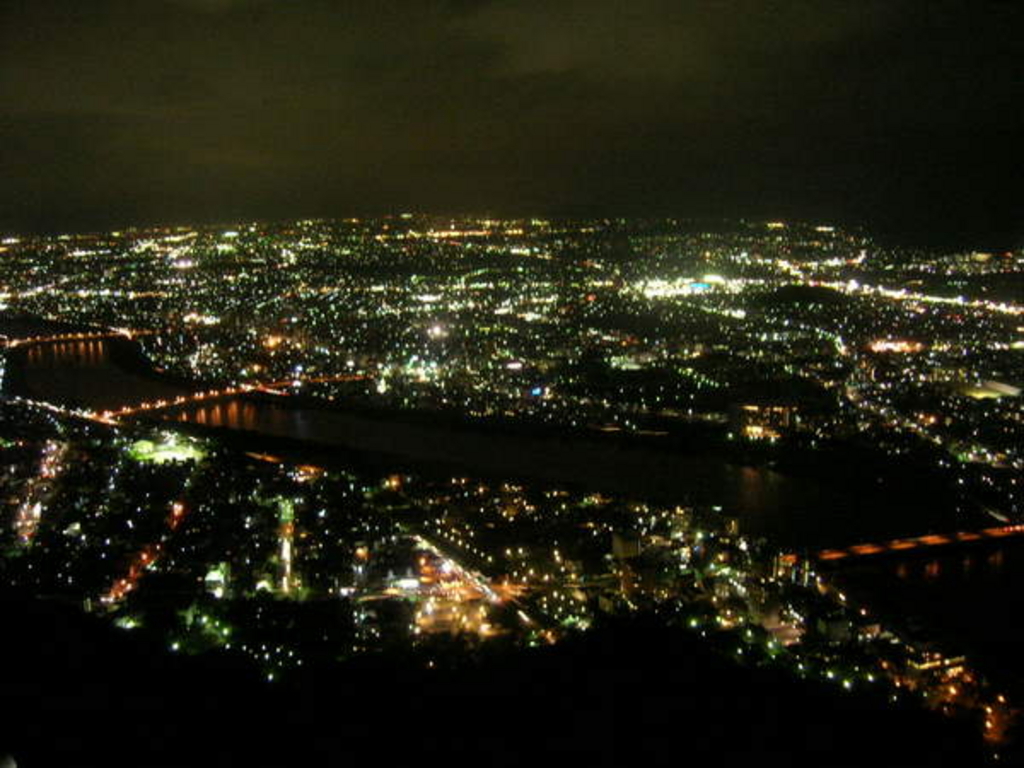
10 337 191 410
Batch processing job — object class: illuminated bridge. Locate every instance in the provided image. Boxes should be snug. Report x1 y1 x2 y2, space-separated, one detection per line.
95 373 369 422
0 329 152 348
782 524 1024 566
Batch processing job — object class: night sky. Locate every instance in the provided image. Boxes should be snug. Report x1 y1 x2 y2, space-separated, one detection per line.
2 1 1021 248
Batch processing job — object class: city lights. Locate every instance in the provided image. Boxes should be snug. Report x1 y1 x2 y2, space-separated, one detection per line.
0 216 1021 757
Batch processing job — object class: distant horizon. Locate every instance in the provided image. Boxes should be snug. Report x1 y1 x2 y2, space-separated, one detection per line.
3 209 1019 254
5 2 1020 256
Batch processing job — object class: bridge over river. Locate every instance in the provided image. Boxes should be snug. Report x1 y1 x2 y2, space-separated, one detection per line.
802 528 1024 569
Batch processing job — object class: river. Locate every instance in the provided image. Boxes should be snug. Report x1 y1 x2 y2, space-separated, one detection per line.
2 335 972 550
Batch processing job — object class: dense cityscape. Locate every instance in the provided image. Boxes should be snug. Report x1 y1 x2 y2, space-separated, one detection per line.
2 217 1020 506
1 217 1022 763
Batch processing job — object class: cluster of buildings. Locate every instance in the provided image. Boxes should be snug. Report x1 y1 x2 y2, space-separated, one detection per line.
0 396 1014 748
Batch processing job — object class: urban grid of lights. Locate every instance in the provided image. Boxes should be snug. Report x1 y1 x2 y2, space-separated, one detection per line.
1 216 1022 756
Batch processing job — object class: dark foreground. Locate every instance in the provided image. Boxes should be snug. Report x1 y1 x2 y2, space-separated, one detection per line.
0 595 991 768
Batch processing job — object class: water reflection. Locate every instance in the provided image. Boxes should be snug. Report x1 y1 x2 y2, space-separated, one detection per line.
889 548 1008 582
172 399 275 433
25 339 110 368
14 338 189 411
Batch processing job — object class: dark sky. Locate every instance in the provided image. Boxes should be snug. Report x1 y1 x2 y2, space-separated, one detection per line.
2 0 1022 248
